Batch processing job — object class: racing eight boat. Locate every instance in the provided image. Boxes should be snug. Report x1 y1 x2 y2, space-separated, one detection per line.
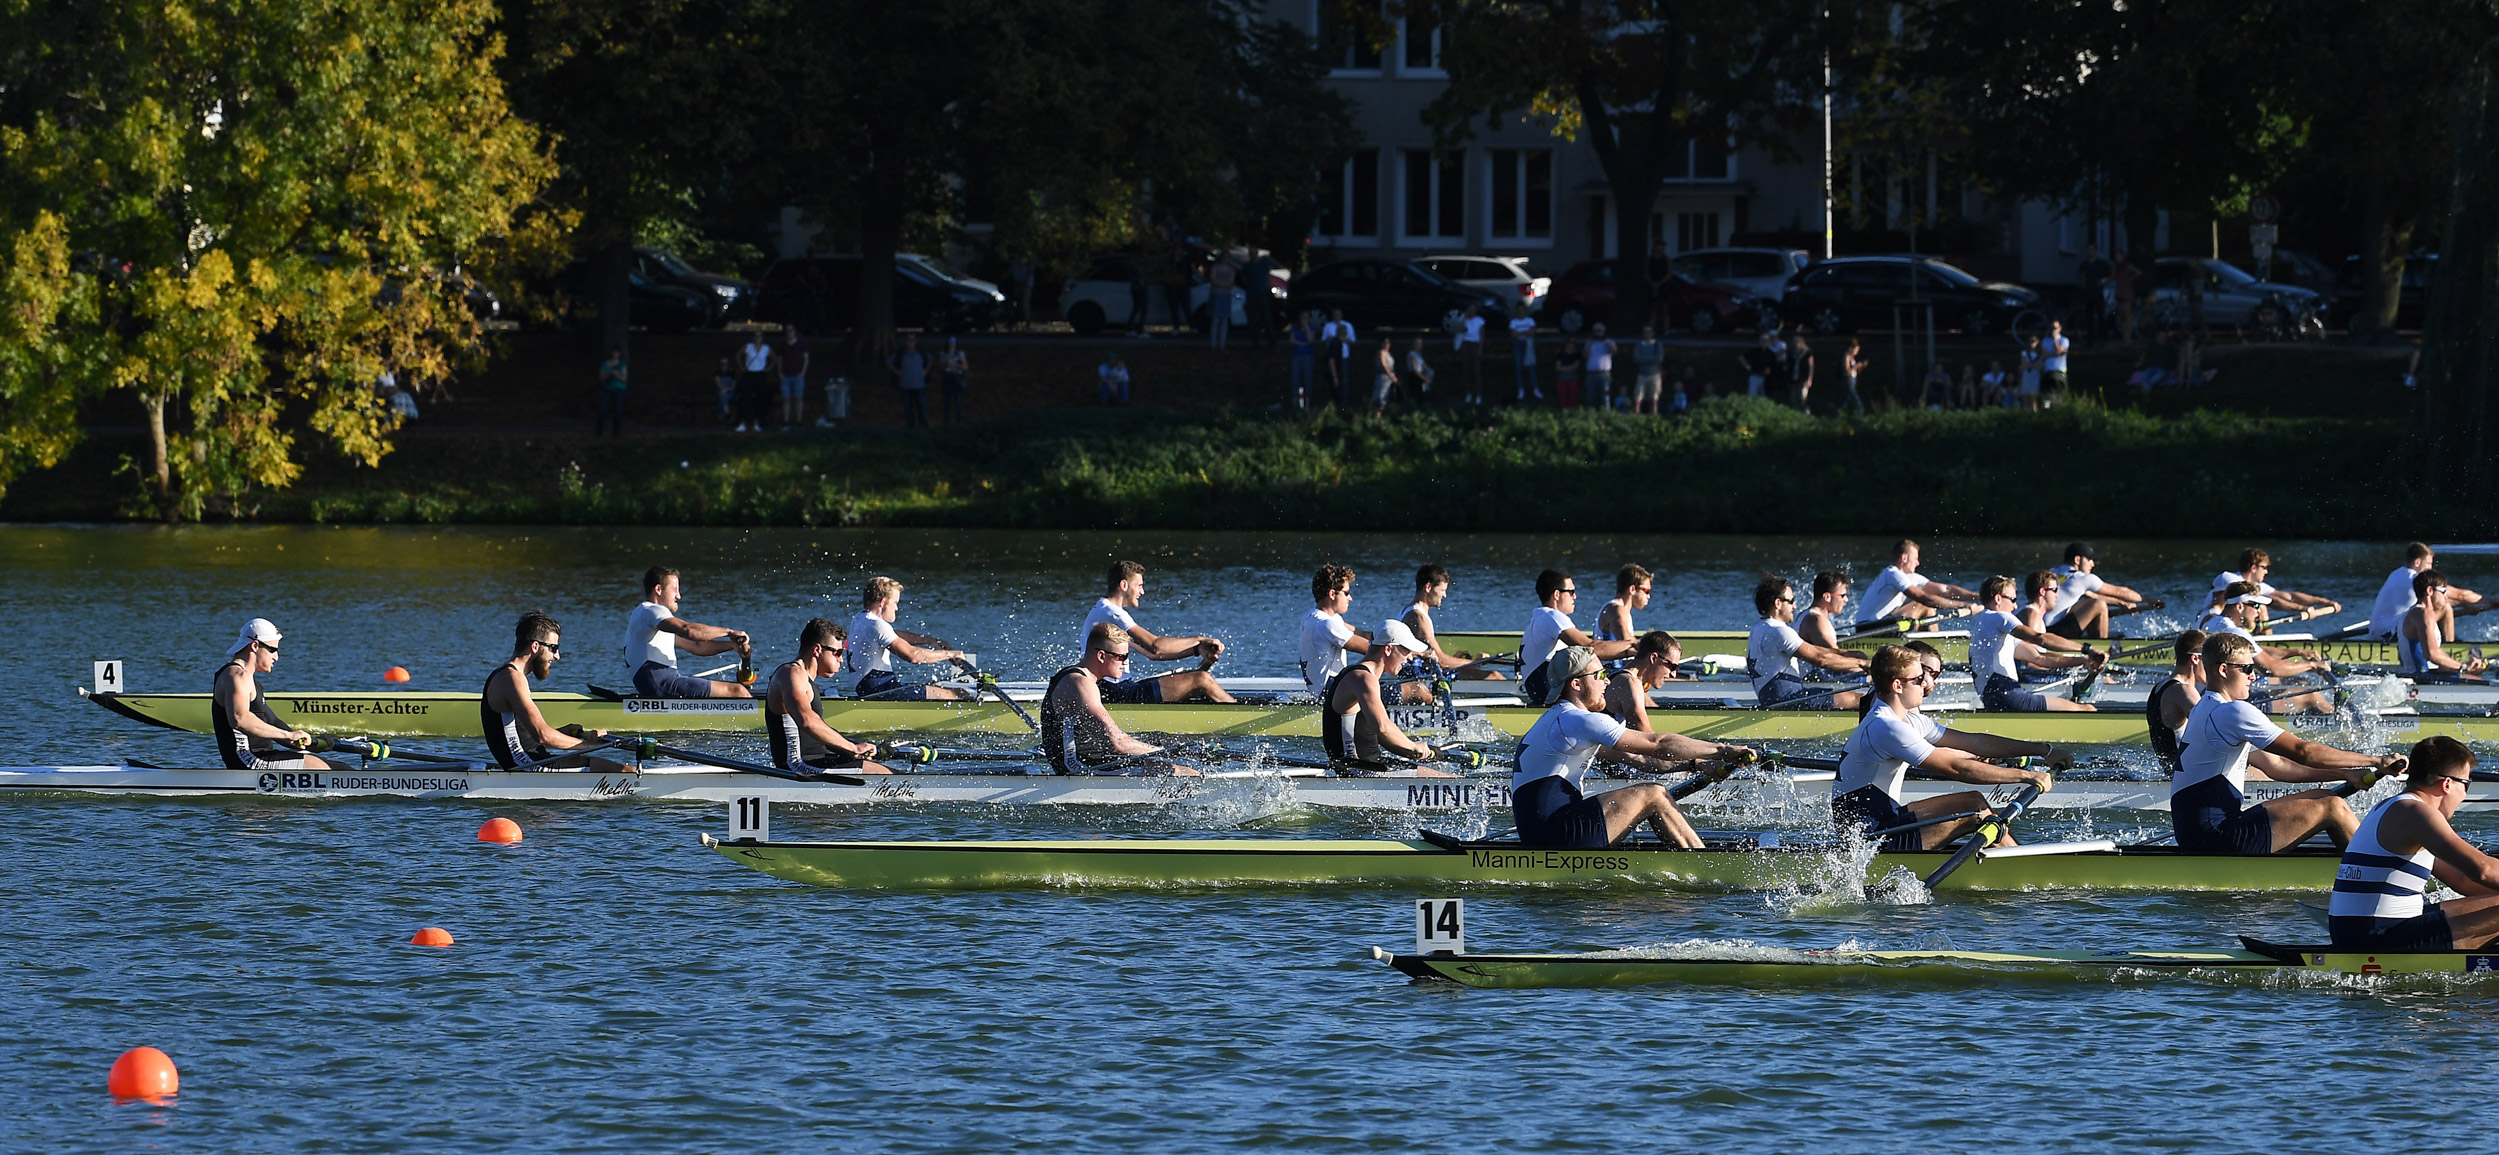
1371 938 2499 987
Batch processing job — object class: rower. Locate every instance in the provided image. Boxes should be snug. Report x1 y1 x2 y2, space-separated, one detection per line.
1970 574 2104 712
2170 632 2400 855
2209 547 2338 616
2398 570 2490 683
1832 644 2064 851
1321 620 1457 775
843 576 972 700
2044 542 2149 639
1602 631 1755 773
1853 539 1977 630
623 566 752 699
1041 624 1193 776
2145 629 2209 779
1404 564 1506 680
1795 570 1852 651
1299 564 1372 697
213 617 332 771
768 618 896 774
2370 542 2489 642
1749 576 1869 709
1593 564 1652 657
1078 561 1235 704
483 611 624 772
2203 581 2333 713
1519 568 1634 704
2328 735 2499 951
1509 646 1717 849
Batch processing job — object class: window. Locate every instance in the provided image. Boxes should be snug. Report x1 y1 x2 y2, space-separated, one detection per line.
1486 149 1551 242
1317 149 1380 239
1401 9 1442 73
1676 212 1721 252
1402 149 1466 241
1661 134 1737 183
1319 2 1383 73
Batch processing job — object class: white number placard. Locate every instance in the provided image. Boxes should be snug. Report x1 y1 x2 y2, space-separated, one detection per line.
1415 898 1465 955
93 661 123 694
729 795 770 842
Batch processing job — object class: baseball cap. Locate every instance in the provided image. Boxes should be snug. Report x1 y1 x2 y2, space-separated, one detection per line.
2064 541 2096 561
1542 646 1602 705
1376 619 1427 653
228 617 282 656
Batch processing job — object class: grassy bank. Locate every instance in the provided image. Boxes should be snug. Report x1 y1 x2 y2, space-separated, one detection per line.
5 397 2461 536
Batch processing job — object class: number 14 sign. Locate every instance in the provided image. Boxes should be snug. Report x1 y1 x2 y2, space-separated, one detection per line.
1415 898 1464 955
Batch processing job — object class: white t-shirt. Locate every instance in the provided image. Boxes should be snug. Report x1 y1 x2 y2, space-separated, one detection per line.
742 342 772 372
2370 565 2420 641
844 612 902 675
2047 567 2104 624
2042 333 2069 373
1298 608 1356 695
623 601 676 675
1077 598 1140 658
1510 701 1628 793
2199 615 2255 641
1746 618 1805 694
1457 315 1484 347
1970 609 2024 684
1856 566 1927 625
1836 700 1945 802
2173 691 2285 800
1521 606 1574 679
2209 570 2278 598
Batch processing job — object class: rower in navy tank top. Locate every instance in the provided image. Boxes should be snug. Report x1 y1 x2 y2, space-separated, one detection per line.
1040 623 1191 776
767 618 891 775
2327 736 2499 950
2396 569 2491 683
1319 620 1458 775
211 618 332 773
482 611 625 773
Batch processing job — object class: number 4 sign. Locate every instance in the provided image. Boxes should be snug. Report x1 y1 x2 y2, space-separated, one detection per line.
1415 898 1464 955
93 661 123 694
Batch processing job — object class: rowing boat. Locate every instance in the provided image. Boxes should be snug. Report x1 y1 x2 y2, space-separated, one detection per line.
1373 939 2499 987
698 831 2345 891
1435 629 2485 671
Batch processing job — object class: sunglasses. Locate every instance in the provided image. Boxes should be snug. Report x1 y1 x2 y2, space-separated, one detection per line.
1102 650 1133 662
2216 660 2260 677
537 640 561 652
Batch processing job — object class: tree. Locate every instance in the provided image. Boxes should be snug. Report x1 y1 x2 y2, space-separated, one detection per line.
0 0 552 517
2414 34 2499 494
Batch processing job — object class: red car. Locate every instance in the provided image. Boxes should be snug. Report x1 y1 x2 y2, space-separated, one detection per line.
1544 258 1765 335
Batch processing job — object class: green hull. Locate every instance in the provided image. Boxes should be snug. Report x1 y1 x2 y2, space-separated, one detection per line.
1381 944 2499 987
701 835 2342 892
1437 629 2466 671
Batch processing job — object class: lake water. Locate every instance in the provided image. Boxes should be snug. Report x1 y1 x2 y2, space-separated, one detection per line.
8 526 2497 1150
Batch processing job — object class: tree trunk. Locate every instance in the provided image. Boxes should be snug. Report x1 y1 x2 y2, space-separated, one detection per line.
598 241 633 375
855 171 903 382
2354 177 2412 344
2416 43 2499 494
142 389 171 514
1608 161 1665 334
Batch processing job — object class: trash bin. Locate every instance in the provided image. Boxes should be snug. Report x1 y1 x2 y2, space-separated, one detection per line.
820 377 851 426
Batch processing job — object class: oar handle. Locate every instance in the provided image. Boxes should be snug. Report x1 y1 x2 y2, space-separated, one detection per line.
1920 780 2044 890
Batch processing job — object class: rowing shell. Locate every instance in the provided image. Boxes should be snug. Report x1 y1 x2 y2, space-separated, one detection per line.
1374 939 2499 988
82 690 2458 746
698 833 2344 892
1435 629 2485 671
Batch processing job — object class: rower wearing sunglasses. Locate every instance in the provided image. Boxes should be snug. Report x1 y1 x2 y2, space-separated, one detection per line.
1831 644 2062 851
1040 624 1191 776
213 617 333 772
484 611 624 772
2198 581 2333 713
2329 735 2499 951
2171 632 2402 856
768 617 895 775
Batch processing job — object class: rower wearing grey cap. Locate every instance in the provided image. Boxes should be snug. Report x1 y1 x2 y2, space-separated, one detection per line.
2201 581 2332 713
1321 619 1464 774
2044 542 2148 640
213 617 332 771
1508 646 1718 849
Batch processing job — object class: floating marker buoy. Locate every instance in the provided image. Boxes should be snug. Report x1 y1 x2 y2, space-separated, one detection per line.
107 1047 178 1100
411 927 455 947
477 817 522 844
383 667 411 683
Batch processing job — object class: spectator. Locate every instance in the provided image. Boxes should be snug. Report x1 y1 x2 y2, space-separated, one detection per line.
1741 332 1779 397
2041 320 2072 407
2017 333 2044 412
1098 351 1130 405
2110 250 2141 342
1006 258 1034 329
1631 324 1665 414
713 357 737 423
388 376 419 421
1644 240 1673 331
1286 309 1317 409
2076 243 2112 341
1920 362 1951 410
1982 359 2008 408
1787 335 1815 411
596 346 628 437
1160 240 1193 337
1954 362 1977 410
1242 251 1277 347
1125 254 1150 336
937 336 969 424
1207 253 1238 350
778 327 810 429
889 332 930 427
1455 303 1485 404
737 332 773 432
1508 305 1541 402
1583 323 1616 410
1405 337 1436 402
1667 371 1690 416
1839 338 1868 415
1321 308 1356 410
1554 337 1585 409
1372 337 1397 416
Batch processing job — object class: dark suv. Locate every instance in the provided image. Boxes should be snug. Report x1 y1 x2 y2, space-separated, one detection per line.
1779 256 2043 334
631 247 755 326
755 254 1006 333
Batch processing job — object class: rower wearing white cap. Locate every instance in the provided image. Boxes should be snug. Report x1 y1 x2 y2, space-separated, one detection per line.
1969 574 2103 712
1518 569 1634 705
213 618 332 771
1299 564 1372 697
1078 561 1236 704
2202 580 2333 712
2369 542 2488 642
1321 619 1464 774
1509 646 1717 849
1852 540 1977 630
2398 570 2490 683
2208 548 2337 616
484 611 624 772
844 576 972 700
2329 736 2499 951
1832 644 2063 851
2171 632 2395 855
623 566 753 699
2044 542 2149 639
1749 576 1869 709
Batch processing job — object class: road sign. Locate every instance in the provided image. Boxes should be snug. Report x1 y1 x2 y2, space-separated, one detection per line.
2249 196 2279 224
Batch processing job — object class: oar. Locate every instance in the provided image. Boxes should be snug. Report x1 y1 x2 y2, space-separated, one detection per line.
1920 780 2046 890
1766 752 1841 772
2321 620 2371 641
2333 759 2405 797
306 737 475 765
972 670 1040 733
1839 606 1980 643
636 739 868 786
884 744 1034 765
2253 603 2333 635
2111 597 2165 618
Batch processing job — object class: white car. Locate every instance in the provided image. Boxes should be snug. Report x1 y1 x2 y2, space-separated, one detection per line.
1670 247 1811 302
1417 255 1550 313
1055 254 1283 334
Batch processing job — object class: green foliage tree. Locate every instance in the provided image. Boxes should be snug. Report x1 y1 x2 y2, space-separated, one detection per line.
0 0 552 517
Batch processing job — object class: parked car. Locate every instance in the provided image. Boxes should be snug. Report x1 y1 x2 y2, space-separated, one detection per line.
1054 253 1266 335
1544 258 1762 335
548 262 710 332
2122 257 2326 339
2329 253 2435 333
1671 247 1812 301
753 254 1006 333
1779 255 2043 335
630 246 755 326
1286 259 1509 329
1417 255 1550 314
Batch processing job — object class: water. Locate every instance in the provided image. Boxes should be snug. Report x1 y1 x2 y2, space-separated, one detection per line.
7 526 2497 1150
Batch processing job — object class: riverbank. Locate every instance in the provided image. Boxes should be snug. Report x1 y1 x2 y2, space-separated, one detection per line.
6 398 2459 536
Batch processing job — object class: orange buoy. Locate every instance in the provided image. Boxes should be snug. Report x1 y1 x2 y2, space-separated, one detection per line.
107 1046 179 1100
477 817 523 844
411 927 455 947
383 666 411 683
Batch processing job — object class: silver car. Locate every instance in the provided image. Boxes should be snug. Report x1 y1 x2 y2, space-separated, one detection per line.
1417 255 1550 314
1670 247 1811 302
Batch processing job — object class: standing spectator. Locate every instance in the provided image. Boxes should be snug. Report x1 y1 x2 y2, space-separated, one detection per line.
1741 332 1779 397
736 332 773 432
2017 334 2044 411
1554 337 1585 409
596 346 628 437
1160 242 1193 337
1242 251 1277 346
1839 338 1868 415
1286 309 1317 409
2041 320 2071 406
1372 337 1397 416
937 336 969 423
1206 252 1238 350
1508 305 1541 401
1320 308 1357 410
1098 351 1130 405
1006 258 1034 329
2075 243 2112 341
1787 335 1816 411
889 332 930 427
1125 254 1151 336
1454 303 1485 404
1583 323 1616 410
2109 250 2141 342
1631 325 1666 414
713 356 737 423
1644 240 1673 332
1405 337 1436 402
777 327 810 429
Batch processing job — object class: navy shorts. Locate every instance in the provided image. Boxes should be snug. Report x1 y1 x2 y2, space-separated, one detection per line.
1513 776 1611 848
2172 776 2277 855
1521 662 1550 707
633 661 719 699
1981 672 2048 712
1756 672 1815 709
2047 613 2088 639
852 669 936 701
1098 677 1165 705
1832 785 1921 852
2330 909 2454 951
